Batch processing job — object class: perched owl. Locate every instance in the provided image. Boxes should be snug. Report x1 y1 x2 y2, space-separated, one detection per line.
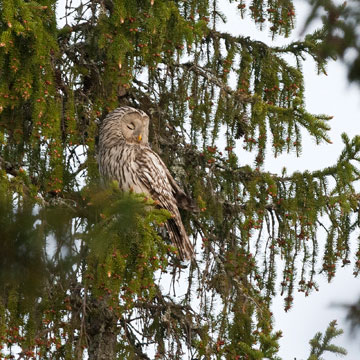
98 106 197 260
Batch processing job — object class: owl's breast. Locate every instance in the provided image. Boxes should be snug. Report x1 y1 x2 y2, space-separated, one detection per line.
99 144 150 195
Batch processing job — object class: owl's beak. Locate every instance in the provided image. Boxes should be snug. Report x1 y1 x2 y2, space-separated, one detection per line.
137 134 142 142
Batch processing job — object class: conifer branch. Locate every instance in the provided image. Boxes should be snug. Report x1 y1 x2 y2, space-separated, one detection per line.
177 61 253 103
119 319 151 360
0 156 20 177
308 320 347 359
208 27 328 63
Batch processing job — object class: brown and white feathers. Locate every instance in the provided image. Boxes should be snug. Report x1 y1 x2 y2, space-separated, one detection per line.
98 106 196 260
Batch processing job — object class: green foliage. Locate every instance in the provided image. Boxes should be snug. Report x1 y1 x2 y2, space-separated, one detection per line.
0 186 175 358
0 0 358 358
85 184 172 303
308 320 347 360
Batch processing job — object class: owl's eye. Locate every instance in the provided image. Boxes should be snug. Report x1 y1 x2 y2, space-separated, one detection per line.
127 123 135 130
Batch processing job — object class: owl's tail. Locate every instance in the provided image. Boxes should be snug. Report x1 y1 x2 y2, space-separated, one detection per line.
165 218 194 261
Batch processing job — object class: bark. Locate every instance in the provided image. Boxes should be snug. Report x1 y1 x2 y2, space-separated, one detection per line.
86 297 118 360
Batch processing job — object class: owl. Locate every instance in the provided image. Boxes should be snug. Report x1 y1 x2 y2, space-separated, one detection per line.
98 106 197 260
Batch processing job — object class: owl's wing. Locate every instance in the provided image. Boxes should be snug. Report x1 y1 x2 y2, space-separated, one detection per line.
136 148 198 212
163 165 199 212
135 147 178 211
135 147 194 260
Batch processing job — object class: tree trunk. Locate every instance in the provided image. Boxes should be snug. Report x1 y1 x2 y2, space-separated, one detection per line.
87 298 117 360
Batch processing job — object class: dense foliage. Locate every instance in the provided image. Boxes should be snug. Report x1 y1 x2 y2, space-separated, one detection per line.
0 0 358 358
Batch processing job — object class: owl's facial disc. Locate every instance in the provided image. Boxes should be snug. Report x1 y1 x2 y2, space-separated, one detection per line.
121 113 146 144
127 123 135 131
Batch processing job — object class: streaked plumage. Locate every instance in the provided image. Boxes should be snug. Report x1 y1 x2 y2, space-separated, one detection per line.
98 106 197 260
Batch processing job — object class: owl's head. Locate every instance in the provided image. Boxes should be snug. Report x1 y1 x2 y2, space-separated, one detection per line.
100 106 149 148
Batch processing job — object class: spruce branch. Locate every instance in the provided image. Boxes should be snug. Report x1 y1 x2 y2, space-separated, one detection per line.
177 61 253 103
308 320 347 359
0 156 21 177
209 27 329 70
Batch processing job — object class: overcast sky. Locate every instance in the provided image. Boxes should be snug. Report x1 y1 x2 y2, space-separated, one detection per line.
218 1 360 359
